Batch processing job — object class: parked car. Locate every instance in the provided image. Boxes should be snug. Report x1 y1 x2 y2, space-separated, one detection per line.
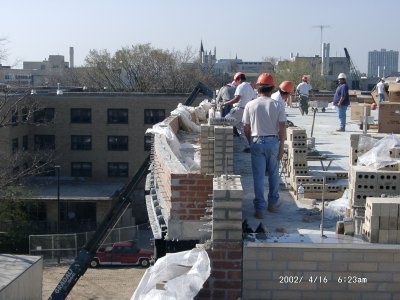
90 241 153 268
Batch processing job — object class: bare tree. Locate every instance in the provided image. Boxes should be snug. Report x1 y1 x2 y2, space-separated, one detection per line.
0 85 56 189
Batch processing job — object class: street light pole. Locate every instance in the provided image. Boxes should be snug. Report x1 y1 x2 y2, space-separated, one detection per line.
55 165 61 264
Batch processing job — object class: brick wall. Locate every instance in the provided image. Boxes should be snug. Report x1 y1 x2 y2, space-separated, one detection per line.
197 175 243 300
243 244 400 299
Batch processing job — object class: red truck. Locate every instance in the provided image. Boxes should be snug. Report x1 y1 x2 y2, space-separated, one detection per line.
90 241 153 268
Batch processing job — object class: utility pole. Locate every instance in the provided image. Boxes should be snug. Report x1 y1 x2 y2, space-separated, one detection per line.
313 25 330 55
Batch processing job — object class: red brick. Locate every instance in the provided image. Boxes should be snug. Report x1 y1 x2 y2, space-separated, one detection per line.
180 191 197 197
197 179 213 185
208 251 226 260
227 271 242 280
196 191 212 197
211 290 226 299
179 179 196 184
189 185 206 191
227 290 242 299
210 270 226 279
214 280 241 289
227 251 243 260
213 261 241 269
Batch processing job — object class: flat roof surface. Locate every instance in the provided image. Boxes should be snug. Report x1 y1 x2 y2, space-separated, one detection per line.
0 254 42 290
23 178 124 201
236 103 382 245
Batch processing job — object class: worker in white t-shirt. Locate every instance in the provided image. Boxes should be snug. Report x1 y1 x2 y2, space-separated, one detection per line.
296 75 313 115
376 78 385 103
223 72 256 152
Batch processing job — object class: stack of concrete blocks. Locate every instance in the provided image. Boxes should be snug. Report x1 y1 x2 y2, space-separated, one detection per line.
212 175 243 240
286 127 309 185
362 197 400 243
200 124 233 176
286 127 346 200
348 134 400 213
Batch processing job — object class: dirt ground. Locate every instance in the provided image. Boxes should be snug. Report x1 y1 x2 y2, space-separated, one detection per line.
42 264 146 300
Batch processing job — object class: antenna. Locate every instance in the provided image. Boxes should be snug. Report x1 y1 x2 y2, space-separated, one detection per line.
313 25 330 54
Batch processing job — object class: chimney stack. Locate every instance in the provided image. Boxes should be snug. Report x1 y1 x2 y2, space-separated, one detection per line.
69 47 74 68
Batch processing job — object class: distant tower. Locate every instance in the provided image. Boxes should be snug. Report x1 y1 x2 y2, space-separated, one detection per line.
321 43 330 76
199 41 204 64
69 47 74 68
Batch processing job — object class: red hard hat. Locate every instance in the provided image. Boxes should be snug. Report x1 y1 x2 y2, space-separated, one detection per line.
371 103 377 110
256 73 275 87
279 81 295 93
233 72 244 82
302 75 308 82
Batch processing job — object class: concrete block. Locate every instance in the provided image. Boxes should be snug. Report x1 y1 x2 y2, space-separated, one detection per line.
380 216 389 230
388 230 397 244
389 217 398 230
379 230 389 243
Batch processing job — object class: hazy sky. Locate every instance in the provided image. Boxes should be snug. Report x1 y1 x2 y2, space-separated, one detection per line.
2 0 399 74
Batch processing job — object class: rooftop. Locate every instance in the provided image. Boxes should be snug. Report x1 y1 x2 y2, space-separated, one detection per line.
239 104 381 245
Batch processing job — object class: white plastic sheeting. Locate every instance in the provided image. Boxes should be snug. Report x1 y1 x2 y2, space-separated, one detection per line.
324 190 350 220
131 248 210 300
357 134 400 170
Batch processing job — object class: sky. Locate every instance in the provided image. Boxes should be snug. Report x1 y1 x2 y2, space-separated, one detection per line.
1 0 400 74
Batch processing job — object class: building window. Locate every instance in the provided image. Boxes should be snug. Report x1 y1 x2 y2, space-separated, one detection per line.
22 135 28 151
12 138 18 154
108 136 128 151
21 107 29 122
71 108 91 123
33 108 55 123
11 109 18 124
144 135 152 151
108 162 128 177
71 135 92 150
34 135 55 150
71 162 92 177
108 109 128 124
144 109 165 124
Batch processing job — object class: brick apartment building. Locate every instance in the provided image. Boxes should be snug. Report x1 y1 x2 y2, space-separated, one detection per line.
0 90 197 233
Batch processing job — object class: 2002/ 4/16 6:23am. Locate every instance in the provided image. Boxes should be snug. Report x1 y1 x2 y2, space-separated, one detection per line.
279 275 368 284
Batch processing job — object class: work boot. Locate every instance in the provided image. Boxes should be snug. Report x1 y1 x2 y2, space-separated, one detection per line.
336 128 345 132
267 201 282 213
254 210 264 219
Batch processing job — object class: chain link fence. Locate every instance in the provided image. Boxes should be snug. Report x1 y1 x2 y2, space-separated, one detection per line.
29 223 153 262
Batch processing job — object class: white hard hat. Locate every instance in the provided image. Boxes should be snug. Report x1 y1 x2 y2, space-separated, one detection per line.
337 73 347 80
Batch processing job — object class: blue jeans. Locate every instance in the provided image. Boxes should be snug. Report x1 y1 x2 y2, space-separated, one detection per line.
250 136 280 211
379 93 384 102
337 105 348 129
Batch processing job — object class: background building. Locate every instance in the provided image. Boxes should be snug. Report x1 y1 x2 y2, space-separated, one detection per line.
368 49 399 78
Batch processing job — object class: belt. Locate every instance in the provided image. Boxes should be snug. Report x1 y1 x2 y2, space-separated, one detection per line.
255 135 278 138
238 107 245 109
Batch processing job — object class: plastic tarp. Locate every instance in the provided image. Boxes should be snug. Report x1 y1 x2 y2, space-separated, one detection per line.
324 190 350 220
170 104 201 133
357 134 400 170
131 248 210 300
146 124 181 158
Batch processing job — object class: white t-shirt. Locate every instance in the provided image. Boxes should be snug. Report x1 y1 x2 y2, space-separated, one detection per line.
235 82 256 108
242 96 286 137
296 82 312 96
377 81 385 94
271 90 286 106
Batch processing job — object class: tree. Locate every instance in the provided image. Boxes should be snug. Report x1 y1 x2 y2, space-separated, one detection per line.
0 185 31 253
74 43 222 93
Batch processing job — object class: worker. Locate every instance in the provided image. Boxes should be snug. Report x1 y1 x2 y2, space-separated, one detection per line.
376 78 385 102
223 72 257 152
332 73 350 132
216 81 236 117
296 75 313 115
271 81 295 106
242 73 286 219
396 77 400 83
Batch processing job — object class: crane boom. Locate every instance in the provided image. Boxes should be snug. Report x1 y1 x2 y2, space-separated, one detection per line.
344 47 361 90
